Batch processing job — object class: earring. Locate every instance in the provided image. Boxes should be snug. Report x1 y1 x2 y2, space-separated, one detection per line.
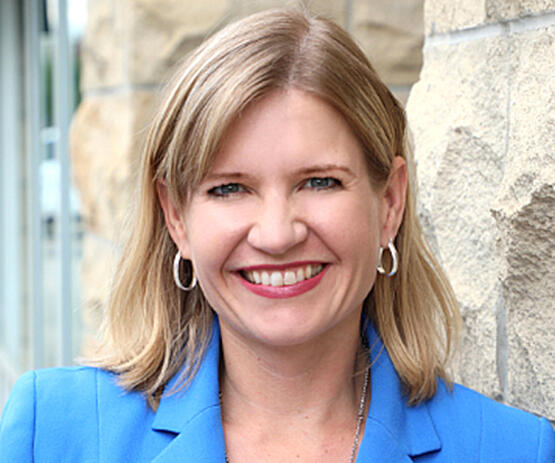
173 251 197 291
377 238 399 277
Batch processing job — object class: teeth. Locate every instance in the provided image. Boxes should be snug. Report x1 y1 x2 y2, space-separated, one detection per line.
283 271 296 285
270 272 283 286
243 264 324 286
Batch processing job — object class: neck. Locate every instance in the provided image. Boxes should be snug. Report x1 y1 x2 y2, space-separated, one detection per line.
219 312 367 427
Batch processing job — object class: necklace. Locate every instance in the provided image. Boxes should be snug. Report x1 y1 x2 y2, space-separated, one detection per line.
220 365 370 463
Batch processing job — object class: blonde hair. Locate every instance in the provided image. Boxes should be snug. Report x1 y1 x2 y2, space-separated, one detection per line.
92 8 461 408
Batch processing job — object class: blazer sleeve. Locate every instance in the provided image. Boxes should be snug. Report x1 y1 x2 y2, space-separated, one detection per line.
0 371 36 462
537 417 555 462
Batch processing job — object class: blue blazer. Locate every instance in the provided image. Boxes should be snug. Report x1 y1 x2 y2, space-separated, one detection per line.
1 321 554 462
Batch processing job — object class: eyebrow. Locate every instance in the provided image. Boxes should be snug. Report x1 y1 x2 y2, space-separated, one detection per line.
203 172 250 182
294 163 356 178
206 163 356 182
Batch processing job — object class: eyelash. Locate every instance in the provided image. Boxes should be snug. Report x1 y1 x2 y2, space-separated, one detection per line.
207 177 342 198
207 183 246 197
303 177 342 190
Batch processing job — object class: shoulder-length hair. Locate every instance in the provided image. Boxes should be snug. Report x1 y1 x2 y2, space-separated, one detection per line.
92 8 461 409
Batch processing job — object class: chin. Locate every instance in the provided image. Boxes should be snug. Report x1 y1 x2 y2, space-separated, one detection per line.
235 311 340 349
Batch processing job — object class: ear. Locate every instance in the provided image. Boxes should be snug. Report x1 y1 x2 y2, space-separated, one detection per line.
380 156 408 247
156 180 191 259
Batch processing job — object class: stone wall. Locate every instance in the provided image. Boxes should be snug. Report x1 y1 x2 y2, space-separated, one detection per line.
406 1 554 419
71 0 424 352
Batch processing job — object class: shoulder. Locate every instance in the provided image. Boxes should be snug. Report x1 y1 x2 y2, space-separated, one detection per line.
2 366 138 420
0 366 154 462
426 380 555 462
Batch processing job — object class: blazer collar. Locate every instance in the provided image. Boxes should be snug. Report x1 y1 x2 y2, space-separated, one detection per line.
358 324 442 460
152 321 222 433
151 319 441 462
151 321 226 462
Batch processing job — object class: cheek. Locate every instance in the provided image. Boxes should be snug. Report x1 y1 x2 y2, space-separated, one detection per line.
307 194 381 252
186 204 248 270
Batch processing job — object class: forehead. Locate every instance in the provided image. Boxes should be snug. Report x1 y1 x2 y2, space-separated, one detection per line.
208 88 366 175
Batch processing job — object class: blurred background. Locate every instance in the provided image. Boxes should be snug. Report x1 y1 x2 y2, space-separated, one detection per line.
1 0 553 422
1 0 87 405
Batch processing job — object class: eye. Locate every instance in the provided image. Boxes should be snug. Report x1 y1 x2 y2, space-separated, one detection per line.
207 183 246 197
304 177 342 190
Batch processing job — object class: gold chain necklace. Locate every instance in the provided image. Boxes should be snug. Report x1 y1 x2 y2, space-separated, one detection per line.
220 365 370 463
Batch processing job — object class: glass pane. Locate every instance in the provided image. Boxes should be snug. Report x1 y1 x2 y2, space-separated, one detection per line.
0 1 88 414
39 0 87 367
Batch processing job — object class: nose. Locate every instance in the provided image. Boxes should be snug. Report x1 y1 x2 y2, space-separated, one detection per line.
247 194 308 255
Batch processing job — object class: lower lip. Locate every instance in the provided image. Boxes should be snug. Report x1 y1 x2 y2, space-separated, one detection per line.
237 266 329 299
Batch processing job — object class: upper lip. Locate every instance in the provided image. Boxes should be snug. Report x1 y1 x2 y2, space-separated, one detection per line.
236 261 327 271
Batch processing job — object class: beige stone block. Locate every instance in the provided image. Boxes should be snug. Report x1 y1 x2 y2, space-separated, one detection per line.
495 185 555 420
69 91 156 242
406 36 510 398
230 0 346 26
81 0 128 90
453 306 501 400
300 0 347 23
78 233 121 357
127 0 230 84
491 27 555 419
425 0 554 35
353 0 424 86
497 27 554 215
425 0 488 35
486 0 555 22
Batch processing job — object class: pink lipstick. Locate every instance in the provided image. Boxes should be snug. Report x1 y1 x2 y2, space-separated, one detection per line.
236 264 328 299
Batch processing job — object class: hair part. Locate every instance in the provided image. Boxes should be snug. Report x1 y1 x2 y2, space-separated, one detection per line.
90 8 461 409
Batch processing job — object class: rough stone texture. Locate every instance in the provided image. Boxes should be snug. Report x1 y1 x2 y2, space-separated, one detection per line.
492 27 555 419
408 9 554 419
81 0 128 90
406 36 509 401
82 0 354 89
486 0 555 22
70 90 156 340
127 0 229 85
425 0 555 35
78 234 120 356
230 0 347 25
352 0 424 86
70 91 156 242
81 0 230 90
497 185 555 419
425 0 488 34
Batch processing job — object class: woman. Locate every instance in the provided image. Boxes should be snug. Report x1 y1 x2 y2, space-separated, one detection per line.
1 8 553 462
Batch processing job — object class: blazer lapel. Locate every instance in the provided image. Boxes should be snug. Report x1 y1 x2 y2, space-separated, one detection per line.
151 407 226 463
356 324 442 462
151 322 227 463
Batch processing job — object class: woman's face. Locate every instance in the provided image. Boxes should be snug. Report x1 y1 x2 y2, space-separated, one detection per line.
161 89 405 348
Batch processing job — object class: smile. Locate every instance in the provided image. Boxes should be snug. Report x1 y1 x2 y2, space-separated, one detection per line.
236 263 329 299
241 264 325 287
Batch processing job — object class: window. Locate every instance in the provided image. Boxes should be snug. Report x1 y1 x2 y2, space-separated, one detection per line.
0 0 87 409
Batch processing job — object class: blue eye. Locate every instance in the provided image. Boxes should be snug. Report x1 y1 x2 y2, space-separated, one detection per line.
208 183 245 197
305 177 341 190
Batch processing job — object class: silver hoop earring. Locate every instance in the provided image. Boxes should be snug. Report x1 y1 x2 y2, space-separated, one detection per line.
173 251 197 291
377 238 399 277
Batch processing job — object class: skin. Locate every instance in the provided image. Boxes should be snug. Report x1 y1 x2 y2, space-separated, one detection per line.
159 88 407 462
